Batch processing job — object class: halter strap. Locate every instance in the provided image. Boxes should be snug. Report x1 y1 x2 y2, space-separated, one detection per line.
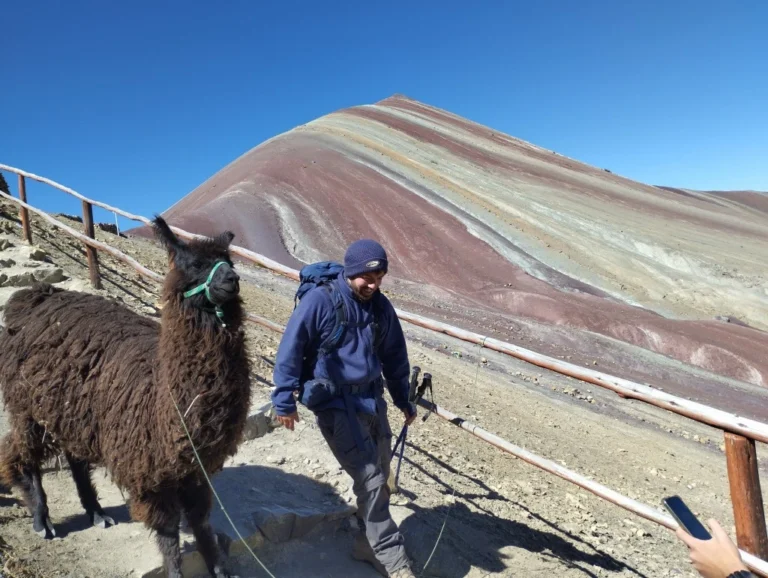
182 261 228 327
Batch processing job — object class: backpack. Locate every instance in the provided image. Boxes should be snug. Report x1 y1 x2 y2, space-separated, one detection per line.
294 260 383 355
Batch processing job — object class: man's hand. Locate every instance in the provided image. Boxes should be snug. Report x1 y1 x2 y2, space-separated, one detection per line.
402 404 417 427
276 411 300 431
676 518 749 578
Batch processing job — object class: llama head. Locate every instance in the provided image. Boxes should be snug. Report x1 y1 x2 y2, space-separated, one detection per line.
152 216 241 314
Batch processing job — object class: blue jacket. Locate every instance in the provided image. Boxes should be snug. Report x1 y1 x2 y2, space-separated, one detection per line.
271 275 411 417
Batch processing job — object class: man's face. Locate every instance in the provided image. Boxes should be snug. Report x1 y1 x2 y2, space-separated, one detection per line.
348 270 386 301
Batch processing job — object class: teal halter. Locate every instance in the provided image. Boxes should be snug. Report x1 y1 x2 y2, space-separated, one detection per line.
182 261 229 327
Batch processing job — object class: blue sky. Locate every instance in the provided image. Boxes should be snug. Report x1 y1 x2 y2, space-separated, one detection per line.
2 0 766 228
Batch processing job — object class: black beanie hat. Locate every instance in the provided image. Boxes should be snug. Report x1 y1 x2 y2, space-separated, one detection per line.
344 239 388 278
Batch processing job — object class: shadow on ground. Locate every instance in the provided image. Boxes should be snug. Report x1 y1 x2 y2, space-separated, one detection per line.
396 444 649 578
57 504 132 538
1 456 648 577
400 500 642 578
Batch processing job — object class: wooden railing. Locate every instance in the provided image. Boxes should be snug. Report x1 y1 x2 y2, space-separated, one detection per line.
2 163 768 574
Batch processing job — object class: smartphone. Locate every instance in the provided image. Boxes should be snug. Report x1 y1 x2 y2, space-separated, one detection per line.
663 495 712 540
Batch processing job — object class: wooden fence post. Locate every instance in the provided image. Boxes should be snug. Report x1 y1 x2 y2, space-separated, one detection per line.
724 432 768 559
17 175 32 243
81 200 102 289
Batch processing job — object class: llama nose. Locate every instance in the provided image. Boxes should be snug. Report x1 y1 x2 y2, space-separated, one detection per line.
224 270 240 284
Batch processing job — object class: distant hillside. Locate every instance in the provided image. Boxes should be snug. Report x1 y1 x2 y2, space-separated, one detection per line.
129 94 768 387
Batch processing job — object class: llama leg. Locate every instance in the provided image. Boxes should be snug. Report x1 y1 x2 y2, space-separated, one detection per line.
179 481 237 578
0 430 56 538
22 461 56 538
156 524 183 578
131 492 183 578
65 453 115 528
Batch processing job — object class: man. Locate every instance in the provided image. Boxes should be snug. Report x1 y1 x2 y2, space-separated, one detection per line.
271 239 417 578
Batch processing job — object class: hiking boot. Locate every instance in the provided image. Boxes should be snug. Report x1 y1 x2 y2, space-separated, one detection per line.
389 565 417 578
352 533 388 577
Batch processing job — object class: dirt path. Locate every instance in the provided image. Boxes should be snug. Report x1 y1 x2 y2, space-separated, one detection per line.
1 202 765 577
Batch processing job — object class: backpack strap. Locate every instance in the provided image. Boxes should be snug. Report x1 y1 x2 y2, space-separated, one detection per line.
316 284 385 356
317 284 348 355
370 296 384 352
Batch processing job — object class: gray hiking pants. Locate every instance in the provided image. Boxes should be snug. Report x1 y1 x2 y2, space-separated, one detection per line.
316 395 409 574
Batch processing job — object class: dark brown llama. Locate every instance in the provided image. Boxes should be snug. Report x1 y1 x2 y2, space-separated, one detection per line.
0 217 251 578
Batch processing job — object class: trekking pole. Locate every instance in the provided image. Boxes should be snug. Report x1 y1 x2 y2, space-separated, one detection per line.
391 366 420 458
392 425 408 489
390 368 435 491
390 367 421 491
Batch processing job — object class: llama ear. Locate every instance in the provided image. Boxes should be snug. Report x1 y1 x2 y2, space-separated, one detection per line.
214 231 235 248
152 216 186 257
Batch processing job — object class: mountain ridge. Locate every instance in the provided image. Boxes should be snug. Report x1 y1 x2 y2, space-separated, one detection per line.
128 94 768 388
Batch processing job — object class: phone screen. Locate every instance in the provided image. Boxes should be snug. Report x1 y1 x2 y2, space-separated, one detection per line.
663 496 712 540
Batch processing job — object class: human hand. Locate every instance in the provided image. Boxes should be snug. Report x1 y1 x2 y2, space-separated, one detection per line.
676 518 749 578
402 404 417 426
276 411 300 431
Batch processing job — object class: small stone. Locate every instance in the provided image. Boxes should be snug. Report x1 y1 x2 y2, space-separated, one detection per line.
38 268 66 283
565 493 585 510
28 248 49 262
0 258 15 267
266 456 286 465
0 238 13 250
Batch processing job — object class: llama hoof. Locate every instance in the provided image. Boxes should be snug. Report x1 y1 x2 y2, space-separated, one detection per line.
34 516 56 539
93 511 116 529
215 531 233 556
213 567 238 578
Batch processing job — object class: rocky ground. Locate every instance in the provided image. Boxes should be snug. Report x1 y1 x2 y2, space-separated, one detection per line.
1 199 767 577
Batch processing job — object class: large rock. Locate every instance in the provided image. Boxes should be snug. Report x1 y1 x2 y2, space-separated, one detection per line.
251 502 355 543
36 268 66 283
0 271 35 288
242 402 278 441
251 507 297 543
